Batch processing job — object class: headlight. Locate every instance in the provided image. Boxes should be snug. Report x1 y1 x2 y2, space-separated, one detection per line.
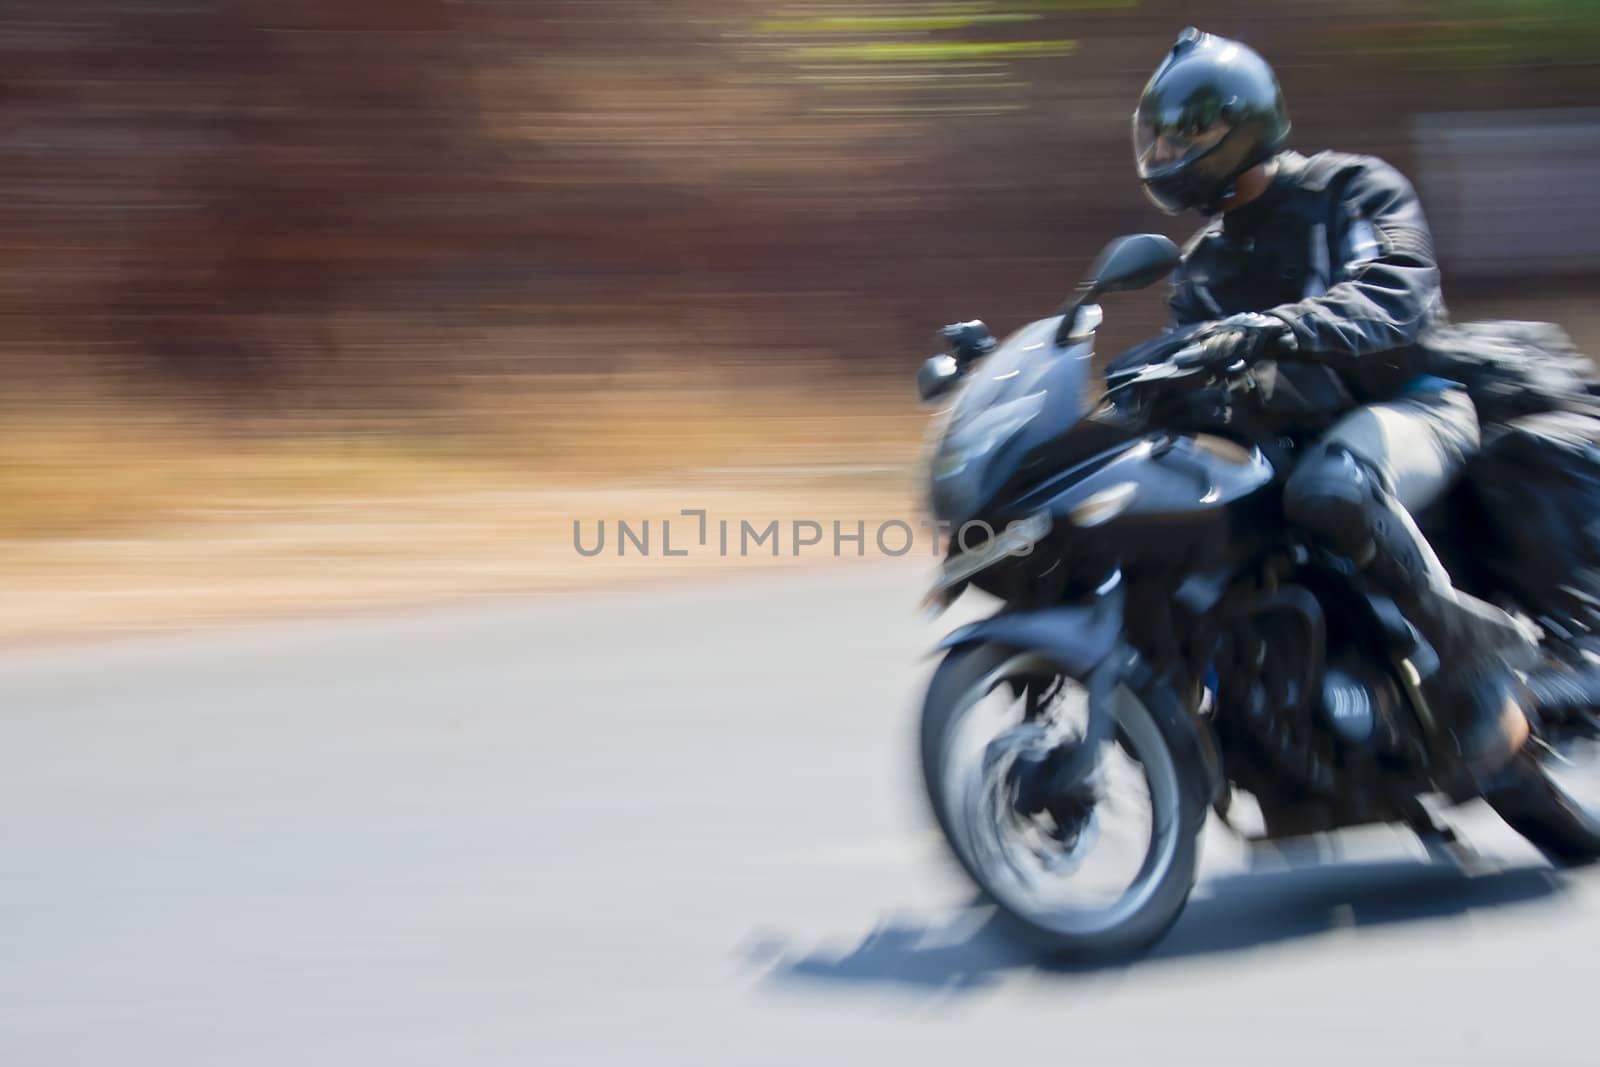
933 392 1046 480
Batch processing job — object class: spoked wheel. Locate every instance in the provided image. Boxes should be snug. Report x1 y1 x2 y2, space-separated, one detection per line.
1486 708 1600 865
920 643 1203 959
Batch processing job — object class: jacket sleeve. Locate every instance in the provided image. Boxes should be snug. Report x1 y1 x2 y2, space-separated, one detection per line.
1167 270 1211 331
1263 158 1441 365
1165 228 1218 331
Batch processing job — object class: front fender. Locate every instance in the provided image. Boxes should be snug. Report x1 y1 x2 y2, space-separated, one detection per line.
935 581 1125 678
934 579 1220 819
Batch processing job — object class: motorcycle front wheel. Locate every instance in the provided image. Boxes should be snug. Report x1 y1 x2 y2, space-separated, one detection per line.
920 642 1203 959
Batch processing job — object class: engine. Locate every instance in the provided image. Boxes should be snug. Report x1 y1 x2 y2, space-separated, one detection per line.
1318 655 1405 751
1213 586 1414 830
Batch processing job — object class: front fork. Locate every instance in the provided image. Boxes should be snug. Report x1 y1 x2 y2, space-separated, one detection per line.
1006 648 1129 819
934 582 1221 825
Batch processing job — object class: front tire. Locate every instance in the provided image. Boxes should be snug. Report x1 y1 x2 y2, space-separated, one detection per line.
920 642 1203 959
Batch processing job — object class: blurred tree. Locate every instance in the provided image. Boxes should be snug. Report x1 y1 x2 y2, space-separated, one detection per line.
0 0 1598 402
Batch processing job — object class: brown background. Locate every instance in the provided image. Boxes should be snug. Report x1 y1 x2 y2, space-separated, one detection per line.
3 0 1599 402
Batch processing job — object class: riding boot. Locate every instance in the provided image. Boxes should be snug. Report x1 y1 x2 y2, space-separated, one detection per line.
1359 491 1535 776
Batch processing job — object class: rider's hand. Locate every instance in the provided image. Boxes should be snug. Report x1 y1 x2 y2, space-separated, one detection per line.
1173 313 1296 370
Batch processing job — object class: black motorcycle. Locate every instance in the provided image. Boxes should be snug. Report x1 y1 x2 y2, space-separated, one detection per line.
916 233 1600 959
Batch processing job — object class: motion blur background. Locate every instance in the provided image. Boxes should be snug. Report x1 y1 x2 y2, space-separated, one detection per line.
11 12 1600 1061
9 0 1600 637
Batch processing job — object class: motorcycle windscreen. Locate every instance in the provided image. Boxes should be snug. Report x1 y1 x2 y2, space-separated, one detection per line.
946 316 1092 432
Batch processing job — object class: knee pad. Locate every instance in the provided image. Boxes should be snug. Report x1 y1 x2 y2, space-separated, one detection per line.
1283 446 1385 560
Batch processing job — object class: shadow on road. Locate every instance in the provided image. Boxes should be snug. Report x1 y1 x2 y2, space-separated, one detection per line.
757 857 1570 994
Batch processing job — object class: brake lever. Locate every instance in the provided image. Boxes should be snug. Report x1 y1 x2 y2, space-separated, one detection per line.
1103 343 1252 405
1168 342 1213 371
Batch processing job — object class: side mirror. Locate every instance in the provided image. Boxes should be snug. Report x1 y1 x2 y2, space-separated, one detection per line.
1055 233 1181 345
1082 233 1182 296
916 354 961 402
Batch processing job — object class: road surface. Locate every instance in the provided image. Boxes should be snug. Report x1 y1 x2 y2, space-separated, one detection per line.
1 562 1596 1065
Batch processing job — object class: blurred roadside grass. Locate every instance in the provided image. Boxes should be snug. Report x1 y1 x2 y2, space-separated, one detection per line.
0 375 925 539
0 376 927 642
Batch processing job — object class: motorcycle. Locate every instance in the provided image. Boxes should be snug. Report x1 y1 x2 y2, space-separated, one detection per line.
915 233 1600 959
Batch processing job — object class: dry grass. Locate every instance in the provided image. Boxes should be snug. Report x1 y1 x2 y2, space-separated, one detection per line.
0 378 928 644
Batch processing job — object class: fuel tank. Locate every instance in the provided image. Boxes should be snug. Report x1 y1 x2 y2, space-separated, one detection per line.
1014 431 1275 532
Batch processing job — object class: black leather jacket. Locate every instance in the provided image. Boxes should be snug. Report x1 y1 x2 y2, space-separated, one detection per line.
1168 150 1446 418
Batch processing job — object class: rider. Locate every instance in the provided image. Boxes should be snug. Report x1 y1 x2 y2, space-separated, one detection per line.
1133 27 1533 780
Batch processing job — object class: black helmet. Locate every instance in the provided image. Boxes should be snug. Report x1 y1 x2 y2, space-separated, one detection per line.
1133 28 1290 215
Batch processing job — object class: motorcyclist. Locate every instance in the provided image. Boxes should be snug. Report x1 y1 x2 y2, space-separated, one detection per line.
1133 28 1533 780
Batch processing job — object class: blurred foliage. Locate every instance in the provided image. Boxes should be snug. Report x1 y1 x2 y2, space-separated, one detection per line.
1338 1 1600 67
2 0 1600 407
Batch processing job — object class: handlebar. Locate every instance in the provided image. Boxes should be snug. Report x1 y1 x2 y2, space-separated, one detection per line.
1169 339 1249 374
1101 349 1261 435
1103 350 1255 394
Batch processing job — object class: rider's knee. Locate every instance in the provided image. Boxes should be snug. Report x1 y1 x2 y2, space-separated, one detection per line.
1283 446 1383 559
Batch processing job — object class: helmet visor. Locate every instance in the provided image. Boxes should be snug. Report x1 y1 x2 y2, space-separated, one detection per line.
1133 111 1231 179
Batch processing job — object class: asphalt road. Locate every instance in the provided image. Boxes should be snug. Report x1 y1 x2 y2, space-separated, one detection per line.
2 561 1597 1065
